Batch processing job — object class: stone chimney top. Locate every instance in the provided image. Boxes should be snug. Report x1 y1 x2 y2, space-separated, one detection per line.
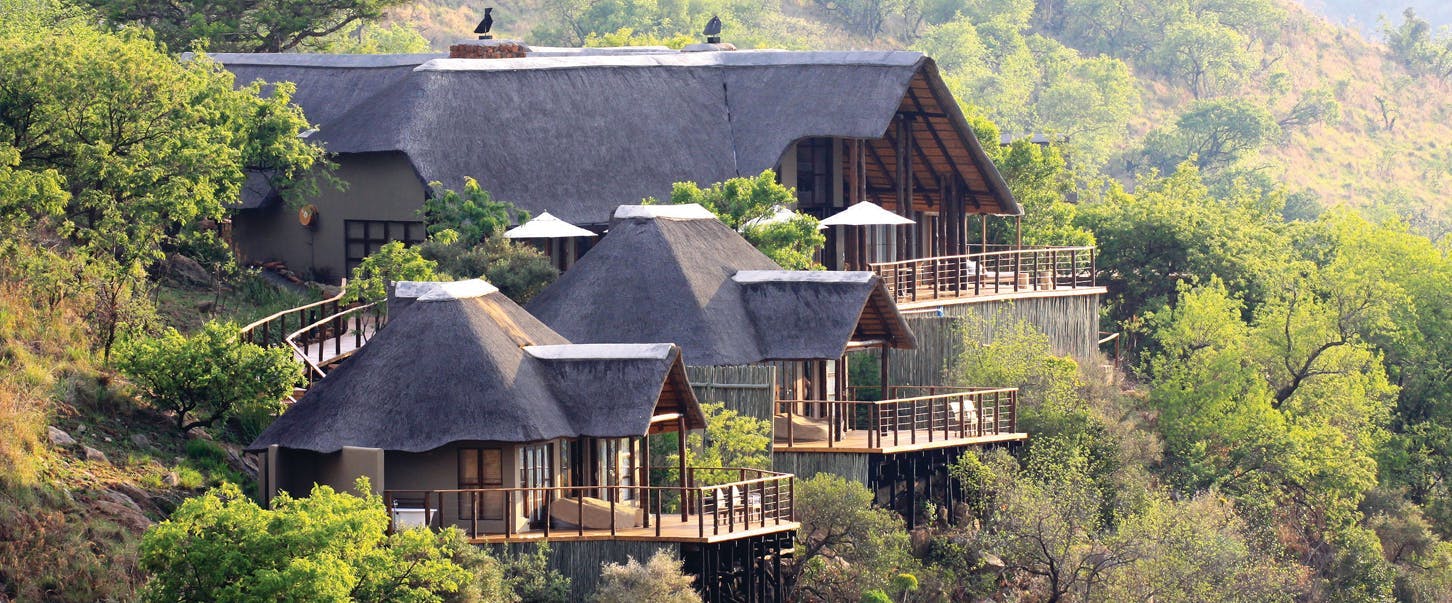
448 39 529 59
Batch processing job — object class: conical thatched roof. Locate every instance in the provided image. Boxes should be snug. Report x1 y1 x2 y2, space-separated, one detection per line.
526 207 915 366
248 280 703 453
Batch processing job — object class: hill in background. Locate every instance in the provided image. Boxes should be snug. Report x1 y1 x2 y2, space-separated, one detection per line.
377 0 1450 234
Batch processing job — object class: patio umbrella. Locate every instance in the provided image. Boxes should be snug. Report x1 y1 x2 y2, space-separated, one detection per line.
503 212 598 240
504 212 598 270
818 202 915 269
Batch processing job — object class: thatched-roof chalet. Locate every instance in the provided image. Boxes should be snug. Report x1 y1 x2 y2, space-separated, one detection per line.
525 205 915 367
248 279 703 453
215 49 1018 222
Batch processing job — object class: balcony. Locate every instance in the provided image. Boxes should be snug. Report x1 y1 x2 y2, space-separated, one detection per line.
383 468 797 544
773 386 1023 454
870 246 1099 306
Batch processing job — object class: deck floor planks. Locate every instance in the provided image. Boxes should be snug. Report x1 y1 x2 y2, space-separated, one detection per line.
774 429 1026 454
465 517 800 544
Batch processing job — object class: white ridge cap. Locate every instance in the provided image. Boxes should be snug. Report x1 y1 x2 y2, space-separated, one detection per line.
613 204 718 221
393 279 498 301
525 343 676 360
732 270 874 284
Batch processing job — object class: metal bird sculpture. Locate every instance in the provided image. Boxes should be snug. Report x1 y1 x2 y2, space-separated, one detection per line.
704 15 722 43
474 7 494 39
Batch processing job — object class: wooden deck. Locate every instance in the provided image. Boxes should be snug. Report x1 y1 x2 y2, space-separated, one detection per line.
464 517 800 544
774 429 1026 454
894 285 1107 311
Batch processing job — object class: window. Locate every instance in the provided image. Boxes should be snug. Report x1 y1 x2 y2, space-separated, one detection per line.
458 448 504 520
520 443 554 527
795 138 833 208
596 438 638 502
344 219 426 274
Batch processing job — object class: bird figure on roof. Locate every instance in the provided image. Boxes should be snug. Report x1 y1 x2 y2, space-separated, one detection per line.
474 7 494 40
704 15 722 44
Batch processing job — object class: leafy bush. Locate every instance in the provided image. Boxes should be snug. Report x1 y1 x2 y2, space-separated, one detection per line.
422 178 529 248
116 321 302 432
666 170 826 270
500 543 570 602
593 550 700 603
345 241 439 304
787 474 917 601
139 480 501 602
419 237 557 304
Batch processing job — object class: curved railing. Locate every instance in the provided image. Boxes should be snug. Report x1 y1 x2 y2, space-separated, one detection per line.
870 246 1096 303
239 281 348 348
284 301 384 384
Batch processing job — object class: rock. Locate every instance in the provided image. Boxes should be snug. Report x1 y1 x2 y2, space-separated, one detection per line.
92 500 152 532
101 489 143 513
47 426 76 447
129 434 150 448
84 446 109 464
186 428 213 441
163 471 180 487
977 552 1006 572
165 253 212 287
75 424 86 433
103 436 112 443
113 484 156 513
224 446 258 479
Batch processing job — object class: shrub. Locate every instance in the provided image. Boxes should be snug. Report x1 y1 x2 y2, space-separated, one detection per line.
115 321 302 432
139 480 490 602
593 550 700 603
345 241 438 304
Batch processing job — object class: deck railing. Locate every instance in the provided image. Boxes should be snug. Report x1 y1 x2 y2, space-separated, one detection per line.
775 387 1018 450
870 246 1096 303
383 467 793 541
283 301 384 383
239 282 348 348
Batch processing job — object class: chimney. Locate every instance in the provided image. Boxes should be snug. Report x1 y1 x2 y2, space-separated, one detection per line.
449 39 529 59
449 8 528 58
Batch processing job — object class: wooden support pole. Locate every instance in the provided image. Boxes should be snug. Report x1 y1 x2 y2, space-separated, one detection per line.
678 414 689 522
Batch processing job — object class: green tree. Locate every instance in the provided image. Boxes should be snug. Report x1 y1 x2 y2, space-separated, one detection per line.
667 171 826 270
302 22 431 54
417 180 558 303
593 550 701 603
787 474 918 601
420 236 559 304
423 178 530 248
116 321 303 432
139 481 502 602
87 0 413 52
346 241 440 304
1153 15 1253 98
1076 162 1291 330
1139 99 1281 175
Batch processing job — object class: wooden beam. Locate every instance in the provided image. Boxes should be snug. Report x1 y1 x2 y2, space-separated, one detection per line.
906 88 968 185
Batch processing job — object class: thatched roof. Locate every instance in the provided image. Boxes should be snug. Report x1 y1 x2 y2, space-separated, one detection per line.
213 49 1018 222
526 207 915 366
247 280 703 453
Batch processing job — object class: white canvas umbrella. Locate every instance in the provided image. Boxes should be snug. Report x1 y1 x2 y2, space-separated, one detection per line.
740 205 799 230
819 202 915 269
503 211 598 239
818 201 915 228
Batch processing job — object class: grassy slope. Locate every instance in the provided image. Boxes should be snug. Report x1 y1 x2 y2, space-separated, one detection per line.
0 272 318 601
